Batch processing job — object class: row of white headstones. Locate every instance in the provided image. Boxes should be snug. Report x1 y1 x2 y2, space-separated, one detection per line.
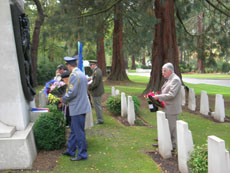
182 86 226 122
111 86 230 173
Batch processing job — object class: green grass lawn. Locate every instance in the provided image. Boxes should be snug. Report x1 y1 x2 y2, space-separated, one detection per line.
182 73 230 79
33 74 229 172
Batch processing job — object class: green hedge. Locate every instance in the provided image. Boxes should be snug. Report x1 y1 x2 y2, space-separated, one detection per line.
33 106 65 150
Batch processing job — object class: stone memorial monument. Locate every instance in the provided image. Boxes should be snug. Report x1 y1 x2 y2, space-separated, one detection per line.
127 96 135 125
188 88 196 111
211 94 225 122
121 92 127 117
0 0 37 169
200 90 209 116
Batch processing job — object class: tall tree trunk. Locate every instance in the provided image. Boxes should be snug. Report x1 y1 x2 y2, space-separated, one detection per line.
197 12 205 73
142 52 146 66
131 55 136 70
96 26 107 76
31 0 44 86
144 0 181 94
107 3 129 81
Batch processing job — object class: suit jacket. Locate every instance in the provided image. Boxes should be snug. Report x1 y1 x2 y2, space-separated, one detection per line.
157 73 182 115
88 67 104 97
62 67 91 116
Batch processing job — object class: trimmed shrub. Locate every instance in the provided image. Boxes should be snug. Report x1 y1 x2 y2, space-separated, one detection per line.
187 144 208 173
33 111 65 150
106 95 140 115
222 62 230 73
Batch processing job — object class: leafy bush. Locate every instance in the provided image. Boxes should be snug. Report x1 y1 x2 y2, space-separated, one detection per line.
187 144 208 173
44 104 58 113
222 62 230 73
33 111 66 150
37 62 59 85
141 65 151 69
106 95 140 115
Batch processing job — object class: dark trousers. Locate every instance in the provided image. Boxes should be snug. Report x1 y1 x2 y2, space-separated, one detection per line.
66 114 88 159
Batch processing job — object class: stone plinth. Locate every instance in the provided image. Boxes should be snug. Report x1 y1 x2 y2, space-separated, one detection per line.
188 88 196 111
121 92 127 117
200 90 209 116
127 96 135 125
181 86 186 106
211 94 225 122
0 123 37 169
208 136 230 173
177 120 194 173
0 121 16 138
157 111 172 159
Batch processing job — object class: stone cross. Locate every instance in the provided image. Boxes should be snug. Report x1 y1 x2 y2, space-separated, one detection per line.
157 111 172 159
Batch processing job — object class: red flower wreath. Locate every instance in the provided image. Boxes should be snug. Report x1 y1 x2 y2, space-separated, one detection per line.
144 91 165 108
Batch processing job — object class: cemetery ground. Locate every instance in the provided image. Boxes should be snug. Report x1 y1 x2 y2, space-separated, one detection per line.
2 74 230 173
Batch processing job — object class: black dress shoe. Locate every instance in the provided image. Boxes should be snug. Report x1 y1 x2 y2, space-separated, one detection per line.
62 151 73 157
95 121 104 125
70 157 87 161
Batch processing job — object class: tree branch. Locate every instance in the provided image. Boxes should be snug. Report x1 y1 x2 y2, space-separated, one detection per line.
216 0 230 11
75 0 125 19
205 0 230 17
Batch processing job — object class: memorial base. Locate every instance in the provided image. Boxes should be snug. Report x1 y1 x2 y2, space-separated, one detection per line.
0 123 37 170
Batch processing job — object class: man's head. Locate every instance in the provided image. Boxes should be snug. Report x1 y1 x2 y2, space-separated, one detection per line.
64 55 78 71
61 71 70 84
57 64 65 74
162 62 174 79
89 60 97 70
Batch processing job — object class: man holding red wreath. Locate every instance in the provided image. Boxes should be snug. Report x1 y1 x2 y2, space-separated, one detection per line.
152 62 182 152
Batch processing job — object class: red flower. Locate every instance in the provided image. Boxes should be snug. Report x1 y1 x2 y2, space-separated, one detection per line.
144 91 165 108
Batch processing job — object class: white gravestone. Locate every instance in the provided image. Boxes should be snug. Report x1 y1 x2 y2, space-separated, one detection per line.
200 90 209 116
211 94 225 122
121 92 127 117
85 111 94 129
115 89 120 96
181 86 186 106
177 120 194 173
0 0 37 169
157 111 172 159
208 136 230 173
188 88 196 111
111 86 115 96
127 96 135 125
39 88 47 107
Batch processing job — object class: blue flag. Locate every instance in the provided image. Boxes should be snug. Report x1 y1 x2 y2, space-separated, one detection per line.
78 42 83 72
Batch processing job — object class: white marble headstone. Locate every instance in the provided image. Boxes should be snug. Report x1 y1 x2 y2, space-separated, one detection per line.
177 120 194 173
115 89 120 96
188 88 196 111
181 86 186 106
111 86 115 96
200 90 209 116
208 136 230 173
211 94 225 122
127 96 135 125
121 92 127 117
39 89 47 108
157 111 172 159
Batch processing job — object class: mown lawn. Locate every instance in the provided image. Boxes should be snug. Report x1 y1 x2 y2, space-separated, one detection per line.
32 74 230 172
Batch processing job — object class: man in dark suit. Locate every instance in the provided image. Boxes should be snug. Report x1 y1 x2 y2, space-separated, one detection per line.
88 60 104 124
152 62 182 151
61 56 91 161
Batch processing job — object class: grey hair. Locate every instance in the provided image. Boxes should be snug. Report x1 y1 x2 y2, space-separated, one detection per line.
162 62 174 72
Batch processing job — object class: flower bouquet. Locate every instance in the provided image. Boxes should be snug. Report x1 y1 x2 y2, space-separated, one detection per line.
144 91 165 112
50 81 67 97
48 81 67 105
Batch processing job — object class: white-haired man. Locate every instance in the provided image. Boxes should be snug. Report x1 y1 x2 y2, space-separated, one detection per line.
152 62 182 152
